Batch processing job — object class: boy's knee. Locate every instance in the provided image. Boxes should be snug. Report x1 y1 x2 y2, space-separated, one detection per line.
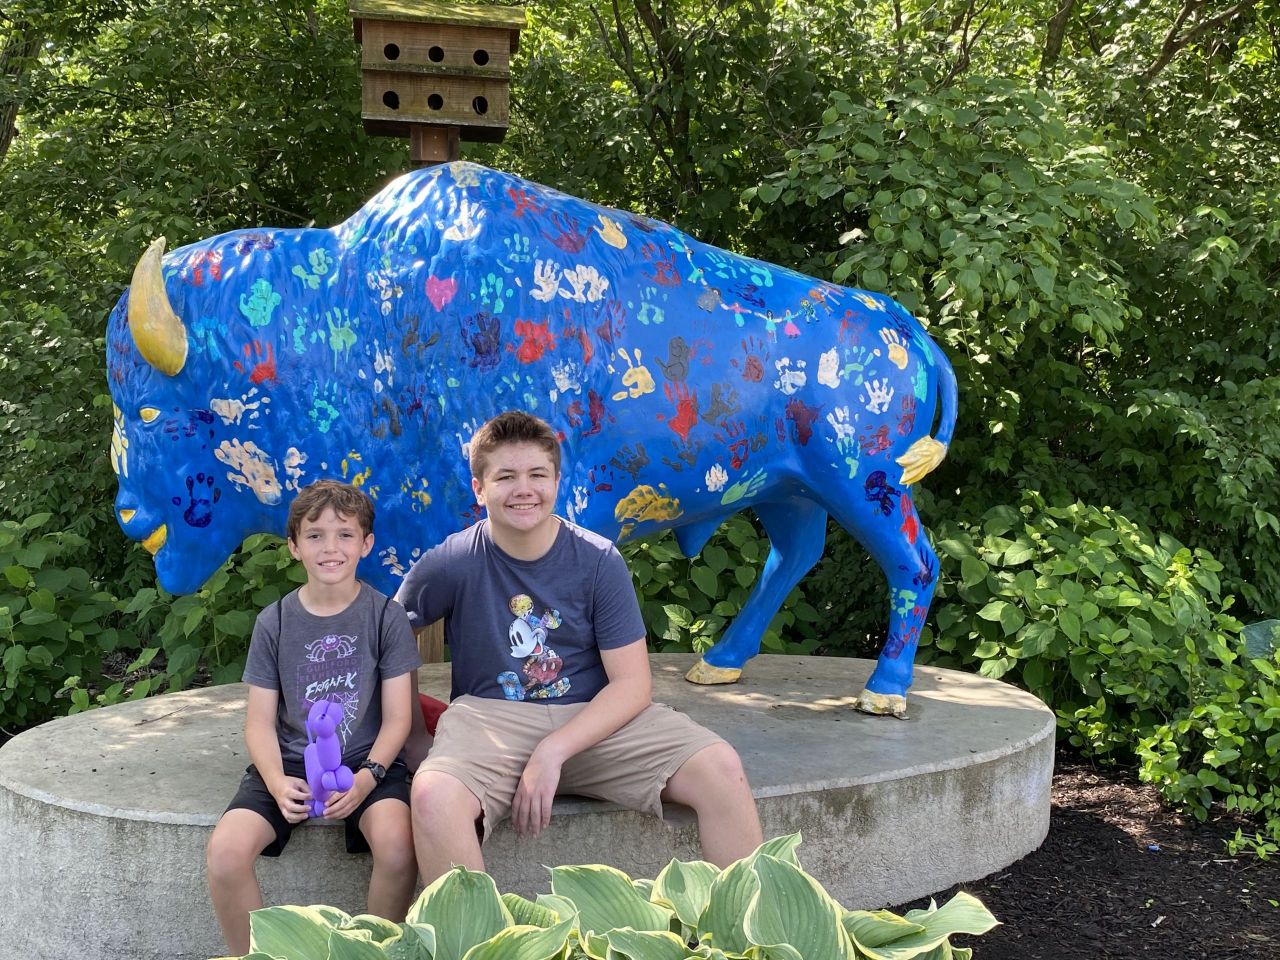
206 829 254 883
690 742 749 785
411 771 478 831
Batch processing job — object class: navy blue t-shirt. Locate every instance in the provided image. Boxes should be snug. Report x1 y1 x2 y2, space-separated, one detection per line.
395 518 647 704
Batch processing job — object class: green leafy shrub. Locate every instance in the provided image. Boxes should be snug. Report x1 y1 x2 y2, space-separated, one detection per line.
0 515 133 729
624 517 822 658
221 835 997 960
921 491 1280 849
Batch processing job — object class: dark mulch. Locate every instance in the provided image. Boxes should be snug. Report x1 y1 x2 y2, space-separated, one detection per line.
894 754 1280 959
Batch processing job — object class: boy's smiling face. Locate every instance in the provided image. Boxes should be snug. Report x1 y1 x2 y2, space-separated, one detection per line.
472 441 560 549
287 507 373 587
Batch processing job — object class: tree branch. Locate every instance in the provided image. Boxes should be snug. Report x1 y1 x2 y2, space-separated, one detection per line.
1039 0 1077 76
1140 0 1258 83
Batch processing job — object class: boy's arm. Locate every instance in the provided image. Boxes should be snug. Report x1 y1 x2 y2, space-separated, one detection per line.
244 684 311 823
322 671 414 820
511 639 652 839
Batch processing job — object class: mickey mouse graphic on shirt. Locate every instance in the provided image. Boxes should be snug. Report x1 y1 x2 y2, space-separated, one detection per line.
499 594 569 700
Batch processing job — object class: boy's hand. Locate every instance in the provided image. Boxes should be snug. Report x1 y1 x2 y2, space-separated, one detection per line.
322 769 375 821
512 744 564 839
270 776 312 824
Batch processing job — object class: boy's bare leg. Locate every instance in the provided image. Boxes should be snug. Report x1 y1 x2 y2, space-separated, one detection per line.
663 742 763 867
206 809 277 956
359 798 419 920
411 771 486 884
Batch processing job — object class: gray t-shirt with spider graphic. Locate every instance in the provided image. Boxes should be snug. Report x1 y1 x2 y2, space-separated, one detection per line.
242 583 421 766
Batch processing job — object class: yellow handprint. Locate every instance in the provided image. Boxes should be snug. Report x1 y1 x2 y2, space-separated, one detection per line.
611 348 655 401
596 215 627 249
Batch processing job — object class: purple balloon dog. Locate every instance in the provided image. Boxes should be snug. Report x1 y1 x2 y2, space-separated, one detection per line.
303 698 353 818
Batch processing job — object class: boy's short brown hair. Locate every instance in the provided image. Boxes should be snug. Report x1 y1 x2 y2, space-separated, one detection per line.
286 480 375 542
469 410 561 479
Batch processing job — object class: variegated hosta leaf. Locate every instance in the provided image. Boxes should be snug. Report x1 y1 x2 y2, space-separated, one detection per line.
750 834 803 869
503 892 562 929
534 893 580 926
405 922 438 958
338 914 404 942
327 928 389 960
652 859 718 933
857 893 998 960
581 931 610 960
742 855 856 960
632 877 656 900
406 867 513 960
461 918 576 960
380 923 436 960
841 910 926 950
248 904 344 958
696 854 762 955
602 927 689 960
549 864 673 935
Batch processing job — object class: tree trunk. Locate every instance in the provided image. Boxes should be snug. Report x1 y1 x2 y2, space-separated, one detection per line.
0 21 41 165
1039 0 1077 76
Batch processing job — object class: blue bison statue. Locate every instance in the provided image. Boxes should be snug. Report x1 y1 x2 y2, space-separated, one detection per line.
108 162 956 716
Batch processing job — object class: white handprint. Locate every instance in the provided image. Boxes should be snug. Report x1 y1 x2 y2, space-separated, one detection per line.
773 357 808 395
442 197 484 242
818 348 841 388
532 259 562 302
864 378 894 414
705 463 729 493
826 406 856 441
560 264 609 303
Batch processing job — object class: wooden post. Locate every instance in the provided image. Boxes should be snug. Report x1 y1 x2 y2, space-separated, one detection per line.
416 619 445 664
410 125 461 165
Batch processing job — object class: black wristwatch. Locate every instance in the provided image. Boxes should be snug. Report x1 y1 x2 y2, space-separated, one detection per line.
359 759 387 785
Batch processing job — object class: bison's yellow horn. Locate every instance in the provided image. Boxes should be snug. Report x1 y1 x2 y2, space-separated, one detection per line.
128 237 188 376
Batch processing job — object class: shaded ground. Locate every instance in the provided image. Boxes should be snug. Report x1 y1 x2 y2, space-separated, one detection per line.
895 755 1280 959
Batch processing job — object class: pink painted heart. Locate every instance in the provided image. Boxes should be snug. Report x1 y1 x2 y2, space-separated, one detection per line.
426 275 457 311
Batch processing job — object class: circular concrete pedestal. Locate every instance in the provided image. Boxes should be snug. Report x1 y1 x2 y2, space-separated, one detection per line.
0 654 1053 960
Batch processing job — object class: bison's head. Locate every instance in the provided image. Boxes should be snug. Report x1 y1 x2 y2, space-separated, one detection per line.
108 237 286 593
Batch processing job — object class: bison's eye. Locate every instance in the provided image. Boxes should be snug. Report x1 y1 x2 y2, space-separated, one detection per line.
139 407 161 423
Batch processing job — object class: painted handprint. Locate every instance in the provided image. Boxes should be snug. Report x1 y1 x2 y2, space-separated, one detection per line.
897 396 918 435
880 328 910 370
611 348 655 401
480 273 511 312
818 348 841 388
441 196 484 242
233 341 277 386
659 336 691 382
182 472 221 528
211 386 269 427
532 259 562 303
501 233 533 272
863 378 895 414
560 264 609 303
715 419 750 470
720 468 768 506
773 357 807 395
701 382 740 424
551 359 584 402
215 438 282 505
465 311 502 370
511 319 557 364
731 337 769 383
544 211 589 253
292 248 333 290
705 463 729 493
609 442 650 482
841 344 879 386
785 397 821 446
506 186 545 218
239 278 281 327
309 383 342 433
662 380 699 442
595 215 627 249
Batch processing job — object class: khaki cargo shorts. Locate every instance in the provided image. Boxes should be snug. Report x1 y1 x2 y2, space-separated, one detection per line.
415 695 726 839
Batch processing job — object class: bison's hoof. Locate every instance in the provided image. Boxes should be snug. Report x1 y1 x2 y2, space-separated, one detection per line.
685 660 742 685
855 689 909 719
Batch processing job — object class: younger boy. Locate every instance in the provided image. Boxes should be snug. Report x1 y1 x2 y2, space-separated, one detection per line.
396 411 763 885
207 480 421 955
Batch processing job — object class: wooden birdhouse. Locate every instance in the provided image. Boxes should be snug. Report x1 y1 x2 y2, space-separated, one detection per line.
351 0 526 165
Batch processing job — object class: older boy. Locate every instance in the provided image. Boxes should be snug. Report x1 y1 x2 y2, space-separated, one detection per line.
206 481 421 955
396 411 762 884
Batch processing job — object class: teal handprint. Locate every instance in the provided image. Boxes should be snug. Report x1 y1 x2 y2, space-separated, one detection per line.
308 383 342 433
720 468 768 505
239 279 281 327
291 249 333 290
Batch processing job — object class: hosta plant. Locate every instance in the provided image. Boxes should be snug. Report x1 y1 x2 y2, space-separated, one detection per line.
219 834 996 960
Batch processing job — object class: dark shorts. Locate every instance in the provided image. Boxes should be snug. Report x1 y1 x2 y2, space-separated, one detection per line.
224 760 411 856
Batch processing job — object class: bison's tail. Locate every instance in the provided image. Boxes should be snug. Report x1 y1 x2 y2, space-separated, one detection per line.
896 333 958 487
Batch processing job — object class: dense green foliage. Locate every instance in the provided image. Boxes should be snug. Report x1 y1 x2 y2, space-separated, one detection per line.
222 836 997 959
2 0 1278 846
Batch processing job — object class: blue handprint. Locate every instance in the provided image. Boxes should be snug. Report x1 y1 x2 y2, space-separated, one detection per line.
179 472 220 528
